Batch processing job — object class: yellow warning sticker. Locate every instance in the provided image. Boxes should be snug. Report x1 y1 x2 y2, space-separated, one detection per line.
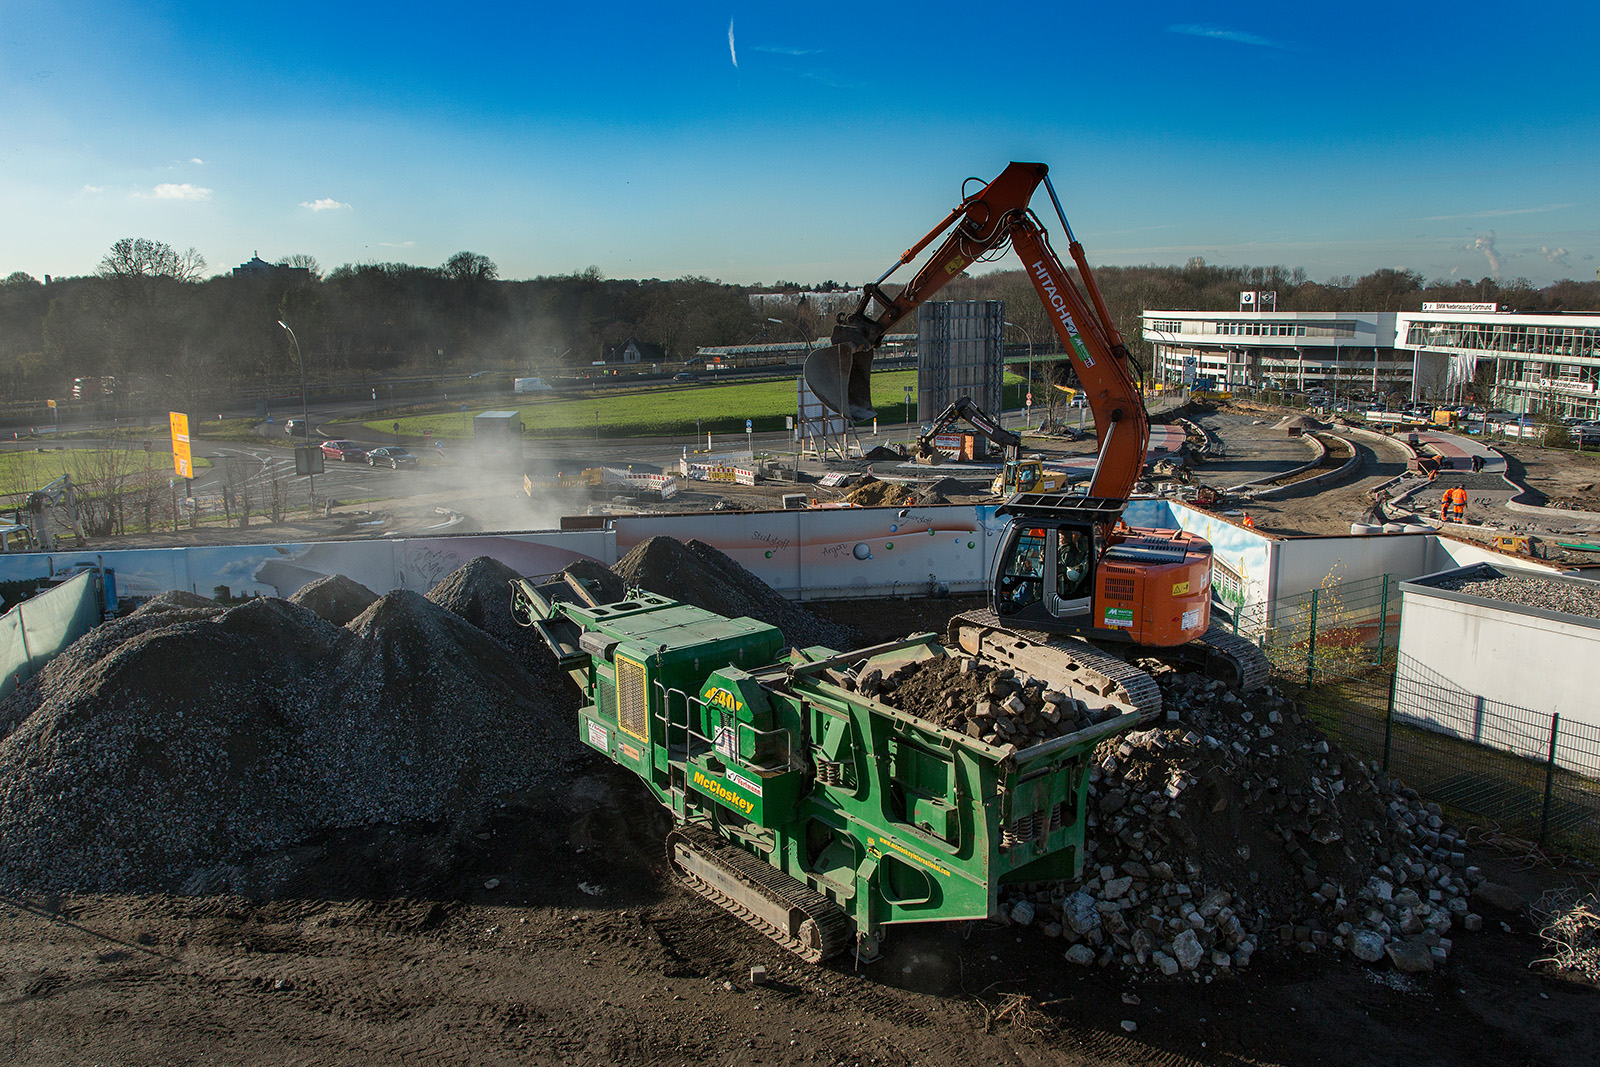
1172 580 1190 596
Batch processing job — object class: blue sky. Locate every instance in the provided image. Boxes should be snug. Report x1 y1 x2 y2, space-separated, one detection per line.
3 1 1597 287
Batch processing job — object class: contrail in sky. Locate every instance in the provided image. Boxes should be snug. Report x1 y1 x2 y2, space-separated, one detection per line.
728 20 738 68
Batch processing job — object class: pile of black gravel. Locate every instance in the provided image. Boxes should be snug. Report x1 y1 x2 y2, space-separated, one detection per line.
614 536 855 650
0 561 586 895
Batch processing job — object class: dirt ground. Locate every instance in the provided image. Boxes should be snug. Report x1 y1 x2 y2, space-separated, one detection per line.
3 594 1595 1067
1493 439 1600 513
1189 400 1600 536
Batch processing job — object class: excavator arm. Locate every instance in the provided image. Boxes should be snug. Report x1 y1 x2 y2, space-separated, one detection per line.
914 396 1021 463
805 161 1149 501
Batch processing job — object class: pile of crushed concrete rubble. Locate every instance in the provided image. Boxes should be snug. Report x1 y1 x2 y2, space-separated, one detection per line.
0 541 847 896
994 663 1488 979
868 654 1119 743
1432 571 1600 620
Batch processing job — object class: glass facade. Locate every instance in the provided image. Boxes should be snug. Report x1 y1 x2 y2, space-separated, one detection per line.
1401 314 1600 417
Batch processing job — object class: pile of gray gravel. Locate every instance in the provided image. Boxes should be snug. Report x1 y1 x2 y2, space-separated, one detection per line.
290 573 379 626
0 562 585 895
1431 572 1600 620
425 555 575 696
615 536 855 650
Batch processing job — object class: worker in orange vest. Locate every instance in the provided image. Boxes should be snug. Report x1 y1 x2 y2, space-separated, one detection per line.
1241 513 1256 529
1449 485 1467 522
1440 490 1452 522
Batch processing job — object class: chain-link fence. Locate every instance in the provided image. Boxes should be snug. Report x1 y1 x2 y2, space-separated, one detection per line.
1231 571 1403 682
1229 571 1599 855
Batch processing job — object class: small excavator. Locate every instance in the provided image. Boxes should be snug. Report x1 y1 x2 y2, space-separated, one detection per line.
806 161 1266 715
913 394 1075 496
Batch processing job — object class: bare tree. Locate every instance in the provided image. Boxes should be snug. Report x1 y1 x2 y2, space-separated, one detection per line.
98 238 207 285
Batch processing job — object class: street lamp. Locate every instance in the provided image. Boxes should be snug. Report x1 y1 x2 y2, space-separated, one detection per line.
767 317 811 357
1005 321 1035 429
276 319 315 510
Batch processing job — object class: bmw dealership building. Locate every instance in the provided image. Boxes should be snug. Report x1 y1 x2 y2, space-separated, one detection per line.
1142 299 1600 418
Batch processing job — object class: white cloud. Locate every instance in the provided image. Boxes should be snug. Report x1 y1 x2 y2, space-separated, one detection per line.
190 157 205 165
300 198 350 212
138 182 212 201
1422 203 1573 221
728 19 738 68
378 240 415 248
1168 24 1284 49
1538 245 1571 267
753 45 822 56
81 184 106 193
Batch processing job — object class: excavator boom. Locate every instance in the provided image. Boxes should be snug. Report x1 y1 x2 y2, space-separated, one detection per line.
805 162 1148 501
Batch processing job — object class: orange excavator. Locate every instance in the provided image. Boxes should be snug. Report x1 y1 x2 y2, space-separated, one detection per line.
806 162 1266 718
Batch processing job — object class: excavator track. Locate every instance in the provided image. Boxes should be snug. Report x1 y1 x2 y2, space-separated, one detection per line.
1193 623 1272 693
950 611 1272 724
951 609 1165 722
666 826 852 963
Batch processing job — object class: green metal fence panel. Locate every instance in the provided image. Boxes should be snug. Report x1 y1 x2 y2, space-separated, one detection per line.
0 570 102 700
1234 570 1595 855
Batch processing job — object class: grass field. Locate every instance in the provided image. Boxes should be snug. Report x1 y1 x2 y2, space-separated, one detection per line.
0 448 210 500
357 371 1025 440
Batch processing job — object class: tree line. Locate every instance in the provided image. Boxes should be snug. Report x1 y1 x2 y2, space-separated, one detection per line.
2 239 1596 412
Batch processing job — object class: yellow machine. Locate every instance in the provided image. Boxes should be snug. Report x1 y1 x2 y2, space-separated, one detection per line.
991 457 1072 496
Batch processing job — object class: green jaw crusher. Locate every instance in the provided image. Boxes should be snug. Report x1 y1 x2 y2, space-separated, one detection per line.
512 572 1137 962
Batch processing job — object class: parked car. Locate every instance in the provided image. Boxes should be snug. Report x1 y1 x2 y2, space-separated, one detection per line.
285 418 305 436
365 446 418 469
319 439 367 462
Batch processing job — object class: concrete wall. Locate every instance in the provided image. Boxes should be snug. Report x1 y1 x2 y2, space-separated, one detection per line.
0 502 1563 626
612 504 998 600
1272 532 1430 604
1397 576 1600 764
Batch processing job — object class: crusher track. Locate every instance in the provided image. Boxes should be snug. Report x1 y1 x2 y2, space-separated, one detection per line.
666 825 852 963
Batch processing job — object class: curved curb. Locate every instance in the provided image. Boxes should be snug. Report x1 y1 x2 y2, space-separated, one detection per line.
1226 434 1324 494
1177 417 1226 459
1249 433 1361 501
1339 424 1422 461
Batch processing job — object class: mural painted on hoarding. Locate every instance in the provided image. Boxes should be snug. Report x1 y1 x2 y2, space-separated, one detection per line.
619 506 991 598
1158 505 1273 633
0 532 613 609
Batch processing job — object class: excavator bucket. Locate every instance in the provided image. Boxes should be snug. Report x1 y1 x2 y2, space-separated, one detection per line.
804 344 876 422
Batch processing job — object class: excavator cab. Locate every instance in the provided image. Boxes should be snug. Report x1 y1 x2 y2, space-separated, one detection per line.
990 492 1216 648
993 521 1099 630
991 494 1122 631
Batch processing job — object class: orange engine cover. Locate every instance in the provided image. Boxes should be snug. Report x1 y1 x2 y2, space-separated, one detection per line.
1093 526 1212 647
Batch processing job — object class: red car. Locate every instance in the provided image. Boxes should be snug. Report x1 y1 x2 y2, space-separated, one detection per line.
319 439 368 462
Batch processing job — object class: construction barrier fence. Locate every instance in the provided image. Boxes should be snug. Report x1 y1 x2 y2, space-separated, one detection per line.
1240 570 1599 855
